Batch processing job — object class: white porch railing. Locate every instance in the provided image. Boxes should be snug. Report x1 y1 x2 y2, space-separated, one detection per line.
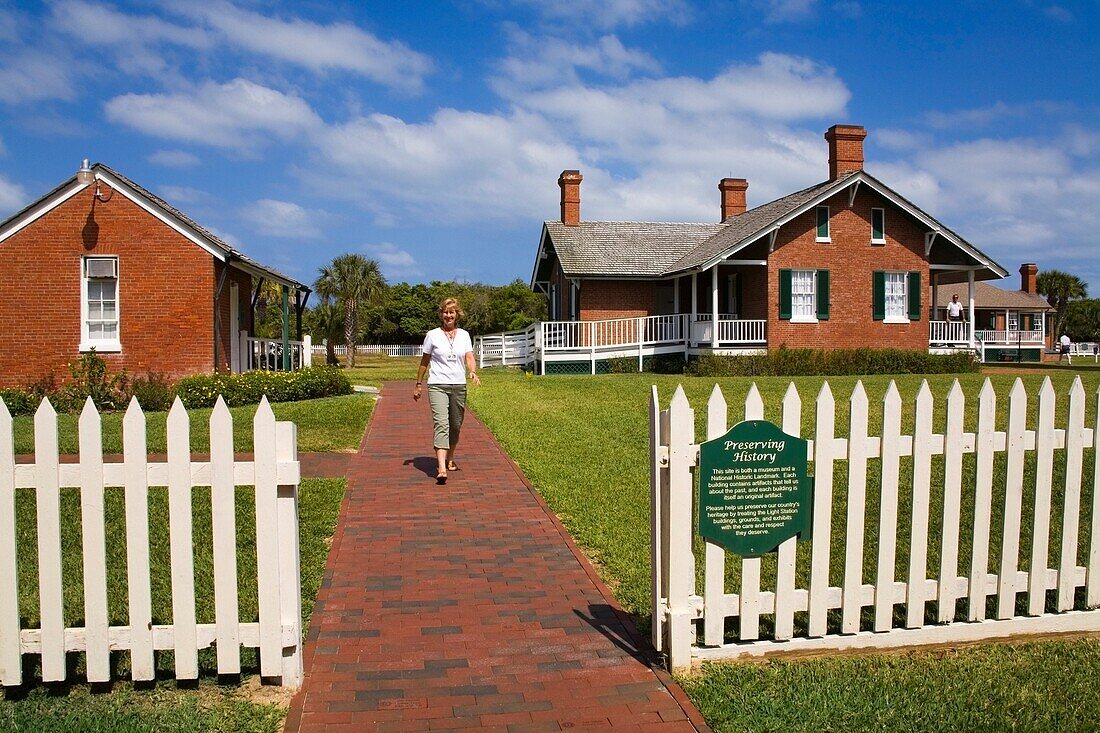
0 396 303 688
474 315 768 372
240 332 312 372
928 320 970 344
652 377 1100 672
976 329 1045 345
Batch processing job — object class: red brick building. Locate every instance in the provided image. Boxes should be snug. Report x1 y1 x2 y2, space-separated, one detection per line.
0 162 309 388
531 124 1011 357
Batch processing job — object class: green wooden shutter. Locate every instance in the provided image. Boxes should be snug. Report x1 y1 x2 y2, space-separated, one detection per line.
779 269 792 320
816 206 829 239
816 270 830 320
908 271 921 321
872 208 885 242
872 271 885 321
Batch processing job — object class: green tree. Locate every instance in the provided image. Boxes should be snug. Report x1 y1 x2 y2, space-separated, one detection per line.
1037 269 1088 340
313 254 387 367
307 299 344 366
1063 298 1100 343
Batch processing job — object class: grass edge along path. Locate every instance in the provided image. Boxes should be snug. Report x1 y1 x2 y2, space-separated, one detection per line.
469 368 1100 733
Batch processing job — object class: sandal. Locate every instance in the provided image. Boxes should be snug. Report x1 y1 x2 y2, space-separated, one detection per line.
436 471 447 485
446 459 458 472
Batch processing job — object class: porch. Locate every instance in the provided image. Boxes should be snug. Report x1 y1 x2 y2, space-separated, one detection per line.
477 317 1055 373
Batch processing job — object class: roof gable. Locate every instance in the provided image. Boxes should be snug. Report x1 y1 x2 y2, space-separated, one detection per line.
0 164 308 292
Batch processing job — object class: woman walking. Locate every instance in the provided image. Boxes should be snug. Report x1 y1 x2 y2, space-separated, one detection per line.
413 297 480 483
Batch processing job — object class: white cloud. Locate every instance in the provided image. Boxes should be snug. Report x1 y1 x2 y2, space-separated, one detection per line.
241 198 325 239
149 150 201 168
0 173 27 213
1044 5 1073 22
506 0 693 29
104 79 322 151
0 50 76 103
363 242 421 279
495 29 662 91
173 1 432 91
751 0 818 23
157 185 210 205
307 47 850 225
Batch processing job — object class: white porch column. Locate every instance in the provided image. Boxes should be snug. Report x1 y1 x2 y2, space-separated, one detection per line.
967 271 976 348
711 266 719 349
302 334 312 367
690 273 698 347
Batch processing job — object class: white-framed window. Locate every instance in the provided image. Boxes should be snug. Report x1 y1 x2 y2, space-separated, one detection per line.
884 271 908 323
816 206 830 242
81 256 121 352
871 208 886 244
791 269 817 323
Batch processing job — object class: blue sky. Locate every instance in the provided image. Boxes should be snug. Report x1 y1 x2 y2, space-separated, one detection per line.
1 0 1098 294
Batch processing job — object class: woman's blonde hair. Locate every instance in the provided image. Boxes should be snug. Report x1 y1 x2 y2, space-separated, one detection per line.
438 297 464 318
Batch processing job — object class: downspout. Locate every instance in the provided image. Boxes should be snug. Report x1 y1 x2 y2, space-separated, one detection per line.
213 257 231 373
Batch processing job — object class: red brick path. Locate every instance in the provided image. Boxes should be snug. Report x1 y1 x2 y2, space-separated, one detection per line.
284 381 709 732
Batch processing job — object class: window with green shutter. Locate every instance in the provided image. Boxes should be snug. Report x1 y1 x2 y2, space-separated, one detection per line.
907 271 921 321
779 269 792 320
871 208 885 243
816 269 830 320
816 206 830 240
872 271 885 321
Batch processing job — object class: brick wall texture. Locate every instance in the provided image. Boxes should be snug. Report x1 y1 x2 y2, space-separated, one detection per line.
0 185 250 388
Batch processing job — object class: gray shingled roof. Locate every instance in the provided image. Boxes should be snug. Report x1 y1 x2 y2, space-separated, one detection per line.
934 282 1053 311
544 220 726 278
542 169 1007 282
666 176 849 273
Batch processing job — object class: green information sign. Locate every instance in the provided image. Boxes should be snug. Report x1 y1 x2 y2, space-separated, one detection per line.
698 420 811 556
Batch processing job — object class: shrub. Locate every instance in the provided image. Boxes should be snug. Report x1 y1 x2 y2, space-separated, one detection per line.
686 347 980 377
130 373 176 412
61 350 130 411
176 366 353 409
0 388 36 416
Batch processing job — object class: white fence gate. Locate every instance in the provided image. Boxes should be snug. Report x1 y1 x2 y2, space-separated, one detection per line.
0 395 303 688
651 377 1100 671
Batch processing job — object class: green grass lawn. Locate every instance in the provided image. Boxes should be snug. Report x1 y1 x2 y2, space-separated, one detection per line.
1 391 368 731
336 355 419 386
469 367 1100 732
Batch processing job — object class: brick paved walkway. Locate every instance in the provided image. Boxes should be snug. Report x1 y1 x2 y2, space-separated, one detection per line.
284 381 708 732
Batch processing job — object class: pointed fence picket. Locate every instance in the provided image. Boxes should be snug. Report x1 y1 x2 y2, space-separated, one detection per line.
0 395 303 689
651 377 1100 672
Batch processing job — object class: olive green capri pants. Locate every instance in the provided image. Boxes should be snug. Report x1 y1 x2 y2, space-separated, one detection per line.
426 384 467 450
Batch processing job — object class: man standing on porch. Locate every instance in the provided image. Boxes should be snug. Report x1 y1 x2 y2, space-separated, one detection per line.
947 293 964 322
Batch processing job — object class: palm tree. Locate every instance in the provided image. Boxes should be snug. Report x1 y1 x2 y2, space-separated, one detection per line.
311 299 344 366
1037 269 1088 340
313 254 386 367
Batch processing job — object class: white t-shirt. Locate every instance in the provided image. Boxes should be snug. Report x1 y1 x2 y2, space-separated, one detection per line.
947 300 963 318
1060 334 1071 348
422 327 473 385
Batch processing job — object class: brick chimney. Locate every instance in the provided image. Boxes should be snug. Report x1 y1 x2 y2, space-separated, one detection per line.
824 124 867 180
719 178 748 220
558 170 582 226
1020 263 1038 294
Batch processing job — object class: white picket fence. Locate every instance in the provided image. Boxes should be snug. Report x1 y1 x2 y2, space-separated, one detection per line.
0 396 303 688
313 343 422 358
651 377 1100 671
